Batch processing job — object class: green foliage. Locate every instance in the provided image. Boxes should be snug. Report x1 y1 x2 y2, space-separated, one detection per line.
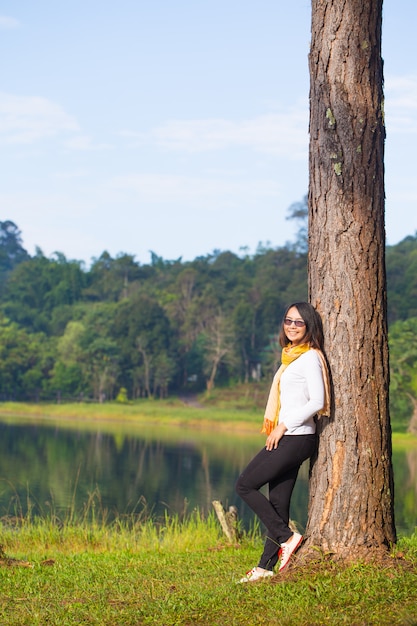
115 387 129 403
387 234 417 322
1 251 86 333
1 220 417 426
0 220 29 282
112 293 175 398
0 514 417 625
0 316 53 400
0 232 309 400
389 317 417 430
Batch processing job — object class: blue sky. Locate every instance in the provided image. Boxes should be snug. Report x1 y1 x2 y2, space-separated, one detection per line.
1 1 416 266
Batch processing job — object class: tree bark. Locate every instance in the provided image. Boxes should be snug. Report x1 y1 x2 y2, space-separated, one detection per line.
306 0 396 557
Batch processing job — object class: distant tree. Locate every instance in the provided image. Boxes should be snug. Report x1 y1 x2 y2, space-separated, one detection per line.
113 294 175 398
48 321 86 398
0 315 51 400
1 252 86 333
233 300 258 383
0 220 29 284
386 235 417 323
389 318 417 433
165 267 201 386
201 311 236 393
136 335 154 398
286 195 308 253
152 353 176 398
76 303 121 402
253 248 307 336
84 336 119 402
306 0 396 557
85 252 147 302
260 332 282 379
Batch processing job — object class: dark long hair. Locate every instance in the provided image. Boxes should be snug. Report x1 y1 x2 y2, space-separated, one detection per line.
278 301 325 350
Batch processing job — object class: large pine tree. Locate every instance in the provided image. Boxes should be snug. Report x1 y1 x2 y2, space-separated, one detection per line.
306 0 396 557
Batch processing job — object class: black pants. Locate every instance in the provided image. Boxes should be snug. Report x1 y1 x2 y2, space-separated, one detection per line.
235 434 317 570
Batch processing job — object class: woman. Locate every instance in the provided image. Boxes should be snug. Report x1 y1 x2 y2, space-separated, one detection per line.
236 302 330 582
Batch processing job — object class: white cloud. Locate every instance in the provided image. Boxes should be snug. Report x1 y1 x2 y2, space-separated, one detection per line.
120 104 309 159
152 107 309 158
0 190 92 221
0 15 20 29
385 74 417 133
0 92 79 144
109 173 281 209
119 129 148 143
54 169 90 180
64 134 110 151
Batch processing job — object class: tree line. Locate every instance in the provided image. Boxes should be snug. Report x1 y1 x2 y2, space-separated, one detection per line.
0 218 416 429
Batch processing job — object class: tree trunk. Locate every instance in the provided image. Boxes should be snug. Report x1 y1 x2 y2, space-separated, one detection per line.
306 0 396 557
406 394 417 435
137 339 153 399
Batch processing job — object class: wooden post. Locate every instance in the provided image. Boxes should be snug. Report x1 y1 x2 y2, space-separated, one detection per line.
212 500 240 543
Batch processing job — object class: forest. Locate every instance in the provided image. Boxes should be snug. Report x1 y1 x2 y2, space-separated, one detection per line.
1 215 417 430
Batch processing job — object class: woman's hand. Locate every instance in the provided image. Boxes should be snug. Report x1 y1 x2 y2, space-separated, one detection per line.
265 423 287 451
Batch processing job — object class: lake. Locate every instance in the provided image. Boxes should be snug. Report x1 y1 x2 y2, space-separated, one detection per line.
0 417 415 536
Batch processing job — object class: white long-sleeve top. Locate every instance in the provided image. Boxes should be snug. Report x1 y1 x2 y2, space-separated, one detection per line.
279 349 325 435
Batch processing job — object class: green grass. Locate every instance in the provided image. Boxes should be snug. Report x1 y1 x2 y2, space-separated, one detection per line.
0 380 413 436
0 392 264 435
1 513 417 625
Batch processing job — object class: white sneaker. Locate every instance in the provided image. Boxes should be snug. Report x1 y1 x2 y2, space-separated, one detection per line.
238 567 274 583
278 533 303 571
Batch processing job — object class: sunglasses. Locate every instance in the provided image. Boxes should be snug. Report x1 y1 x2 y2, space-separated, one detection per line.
283 318 306 328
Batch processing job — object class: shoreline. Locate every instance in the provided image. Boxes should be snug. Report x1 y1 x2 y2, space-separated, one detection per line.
0 401 416 446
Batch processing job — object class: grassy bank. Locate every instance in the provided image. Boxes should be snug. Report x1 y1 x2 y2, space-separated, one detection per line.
0 390 265 435
1 513 417 626
0 384 415 436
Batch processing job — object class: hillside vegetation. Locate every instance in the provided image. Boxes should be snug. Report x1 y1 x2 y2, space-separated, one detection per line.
1 218 417 430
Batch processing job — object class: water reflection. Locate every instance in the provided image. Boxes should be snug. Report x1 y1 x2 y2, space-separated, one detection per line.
0 419 415 536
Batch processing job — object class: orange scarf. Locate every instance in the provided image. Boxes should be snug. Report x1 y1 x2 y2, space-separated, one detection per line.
261 343 331 435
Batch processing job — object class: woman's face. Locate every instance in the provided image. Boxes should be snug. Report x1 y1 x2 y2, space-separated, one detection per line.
283 306 307 346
